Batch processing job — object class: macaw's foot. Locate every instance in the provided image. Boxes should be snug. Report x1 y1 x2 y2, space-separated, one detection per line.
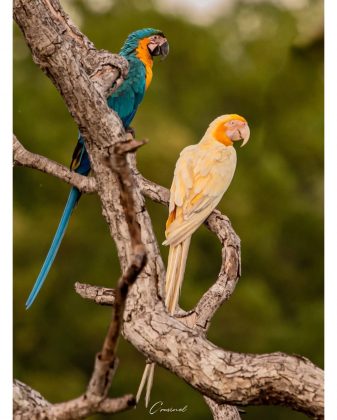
126 126 136 139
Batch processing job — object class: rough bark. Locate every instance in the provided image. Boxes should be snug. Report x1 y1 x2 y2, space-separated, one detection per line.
13 134 97 193
74 282 116 306
204 397 241 420
13 0 324 419
13 379 134 420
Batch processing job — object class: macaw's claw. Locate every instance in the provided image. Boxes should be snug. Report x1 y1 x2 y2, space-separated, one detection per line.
126 126 136 138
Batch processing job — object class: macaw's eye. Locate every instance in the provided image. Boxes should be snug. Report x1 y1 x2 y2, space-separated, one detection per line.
228 120 236 126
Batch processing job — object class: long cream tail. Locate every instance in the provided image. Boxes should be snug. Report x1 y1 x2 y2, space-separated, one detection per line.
165 238 191 313
136 238 191 406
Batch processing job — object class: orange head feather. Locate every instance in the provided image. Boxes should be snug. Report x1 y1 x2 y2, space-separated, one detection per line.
210 114 250 147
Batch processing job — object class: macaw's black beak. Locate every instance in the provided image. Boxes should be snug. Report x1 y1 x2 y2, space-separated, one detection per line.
158 40 169 58
148 38 169 59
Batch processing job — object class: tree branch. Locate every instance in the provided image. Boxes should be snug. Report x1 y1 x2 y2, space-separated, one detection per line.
87 139 147 398
74 282 115 306
125 309 323 418
14 1 144 416
204 397 241 420
70 167 323 418
73 171 242 334
134 172 241 333
36 138 149 419
126 167 323 419
13 379 134 420
13 134 97 193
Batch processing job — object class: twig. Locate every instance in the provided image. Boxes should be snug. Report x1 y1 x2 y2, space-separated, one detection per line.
86 139 147 398
13 134 97 193
101 139 147 360
74 282 115 306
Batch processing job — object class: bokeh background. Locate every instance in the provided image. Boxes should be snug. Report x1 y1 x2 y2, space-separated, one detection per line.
13 0 323 419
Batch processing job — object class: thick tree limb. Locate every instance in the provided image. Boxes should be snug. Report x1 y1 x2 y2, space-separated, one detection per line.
124 308 323 418
13 0 324 419
13 134 97 193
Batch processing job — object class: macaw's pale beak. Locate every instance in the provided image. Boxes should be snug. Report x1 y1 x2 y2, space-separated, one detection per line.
239 124 250 147
228 122 250 147
148 37 169 59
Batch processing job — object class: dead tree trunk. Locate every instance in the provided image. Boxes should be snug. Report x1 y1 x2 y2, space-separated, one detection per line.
13 0 324 419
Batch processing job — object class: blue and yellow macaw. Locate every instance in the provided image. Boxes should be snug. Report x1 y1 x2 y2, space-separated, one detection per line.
26 28 169 309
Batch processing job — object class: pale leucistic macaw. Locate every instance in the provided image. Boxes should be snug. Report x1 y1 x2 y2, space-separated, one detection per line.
136 114 250 406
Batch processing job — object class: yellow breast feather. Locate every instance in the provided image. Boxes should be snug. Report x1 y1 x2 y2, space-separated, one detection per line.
136 38 153 90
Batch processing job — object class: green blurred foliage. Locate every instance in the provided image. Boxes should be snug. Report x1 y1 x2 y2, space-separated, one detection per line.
13 0 323 419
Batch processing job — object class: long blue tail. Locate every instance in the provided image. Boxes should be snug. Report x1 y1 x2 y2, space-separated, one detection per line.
25 187 81 309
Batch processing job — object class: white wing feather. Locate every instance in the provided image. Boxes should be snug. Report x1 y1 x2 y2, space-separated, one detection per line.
164 143 237 246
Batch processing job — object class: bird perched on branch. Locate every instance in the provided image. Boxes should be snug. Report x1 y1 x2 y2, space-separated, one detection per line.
136 114 250 406
25 28 169 309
